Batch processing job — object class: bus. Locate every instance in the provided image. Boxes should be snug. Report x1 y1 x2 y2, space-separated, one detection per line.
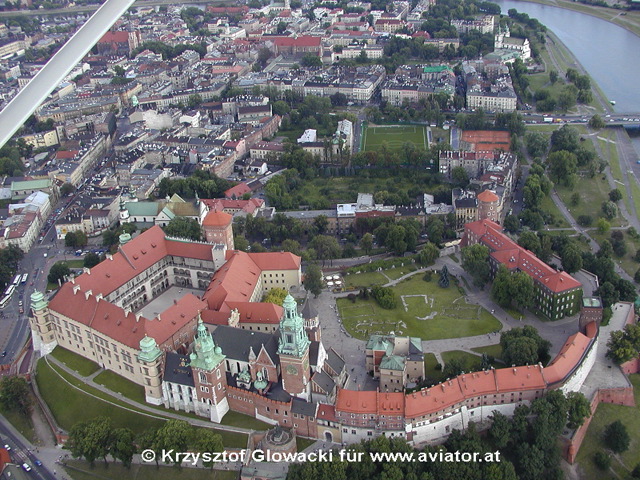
11 274 20 287
3 284 15 298
20 274 28 285
0 295 10 309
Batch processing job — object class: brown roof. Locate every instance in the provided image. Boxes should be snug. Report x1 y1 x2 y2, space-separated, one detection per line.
477 190 499 203
202 210 232 227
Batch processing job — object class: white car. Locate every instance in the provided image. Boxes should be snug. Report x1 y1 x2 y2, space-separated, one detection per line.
22 463 31 472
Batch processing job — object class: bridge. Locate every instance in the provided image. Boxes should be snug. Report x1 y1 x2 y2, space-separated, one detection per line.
522 113 640 127
0 0 136 149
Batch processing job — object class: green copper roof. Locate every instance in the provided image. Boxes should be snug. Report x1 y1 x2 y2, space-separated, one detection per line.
30 291 48 311
139 336 162 362
278 294 310 357
189 319 225 371
380 355 405 371
423 65 452 73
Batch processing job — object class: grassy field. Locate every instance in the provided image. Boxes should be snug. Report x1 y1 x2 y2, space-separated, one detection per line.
383 265 418 281
575 374 640 480
64 460 239 480
539 194 571 228
93 370 146 403
296 437 316 452
344 271 388 288
362 124 428 152
50 346 100 376
423 353 440 380
556 174 623 227
47 259 85 290
36 360 249 448
471 344 503 362
0 406 38 444
589 230 640 279
337 274 501 340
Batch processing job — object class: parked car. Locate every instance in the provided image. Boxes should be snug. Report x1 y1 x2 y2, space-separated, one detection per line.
22 463 31 472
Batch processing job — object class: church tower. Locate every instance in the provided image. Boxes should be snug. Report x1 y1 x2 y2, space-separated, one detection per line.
29 291 57 355
201 210 234 250
119 197 130 223
278 295 311 400
190 319 230 422
138 336 163 405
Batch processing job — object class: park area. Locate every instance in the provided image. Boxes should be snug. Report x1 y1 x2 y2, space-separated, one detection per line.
337 273 501 340
362 124 428 152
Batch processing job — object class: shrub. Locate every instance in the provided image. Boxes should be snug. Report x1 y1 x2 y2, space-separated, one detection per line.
593 451 610 471
347 293 357 303
371 285 397 310
577 215 593 227
423 271 432 282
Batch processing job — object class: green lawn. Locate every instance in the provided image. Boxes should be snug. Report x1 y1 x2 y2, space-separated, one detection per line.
539 194 571 228
344 271 388 288
423 353 441 381
36 360 248 448
589 230 640 279
219 410 271 431
0 406 38 444
362 124 428 152
93 370 146 403
383 265 417 281
471 344 503 362
296 437 316 452
575 374 640 480
441 350 502 373
556 174 622 228
338 275 501 340
50 346 100 376
64 460 239 480
47 260 86 290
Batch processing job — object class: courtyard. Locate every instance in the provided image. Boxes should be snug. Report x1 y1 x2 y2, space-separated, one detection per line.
336 274 501 340
137 285 204 319
361 124 429 152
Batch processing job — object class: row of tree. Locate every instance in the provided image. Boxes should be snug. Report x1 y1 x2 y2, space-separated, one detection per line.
68 418 223 468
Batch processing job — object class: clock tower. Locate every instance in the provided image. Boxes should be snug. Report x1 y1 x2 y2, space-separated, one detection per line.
278 295 311 400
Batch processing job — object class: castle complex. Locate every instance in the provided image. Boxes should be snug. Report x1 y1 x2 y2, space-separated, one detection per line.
29 224 601 446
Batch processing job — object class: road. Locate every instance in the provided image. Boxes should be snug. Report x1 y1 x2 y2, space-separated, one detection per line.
0 417 57 480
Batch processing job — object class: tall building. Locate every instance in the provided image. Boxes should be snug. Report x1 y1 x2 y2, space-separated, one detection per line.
201 210 234 249
278 295 312 400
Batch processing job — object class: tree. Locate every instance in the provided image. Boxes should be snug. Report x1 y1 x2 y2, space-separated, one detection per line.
566 392 591 430
451 166 469 188
601 201 618 220
442 357 465 378
560 244 583 274
304 264 323 298
48 262 71 285
360 233 374 255
163 217 202 241
503 214 520 234
153 420 192 466
68 417 114 466
309 235 341 264
588 114 605 129
195 429 223 469
596 218 611 234
551 125 579 152
263 288 288 306
461 244 490 288
0 376 31 416
593 451 611 471
549 69 558 84
371 285 397 310
606 323 640 363
547 150 577 185
60 182 75 196
417 242 439 266
83 253 101 269
313 215 329 235
438 265 449 288
518 231 541 256
425 216 444 245
300 54 322 67
500 325 551 367
604 420 630 454
488 411 511 449
524 132 548 158
110 428 136 468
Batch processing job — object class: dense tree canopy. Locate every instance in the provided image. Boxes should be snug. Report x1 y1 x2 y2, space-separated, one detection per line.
500 325 551 366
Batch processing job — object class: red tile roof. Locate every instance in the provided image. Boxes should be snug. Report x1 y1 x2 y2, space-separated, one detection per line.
227 301 283 324
494 364 546 392
273 35 322 47
465 219 582 294
225 183 252 199
542 332 592 386
405 380 465 418
336 389 377 414
247 251 301 271
477 190 499 203
202 210 232 227
377 392 404 415
317 403 337 422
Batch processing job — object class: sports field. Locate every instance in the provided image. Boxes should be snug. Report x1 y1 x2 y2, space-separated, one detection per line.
362 124 428 152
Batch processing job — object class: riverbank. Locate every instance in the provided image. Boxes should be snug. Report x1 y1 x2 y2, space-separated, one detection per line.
505 0 640 38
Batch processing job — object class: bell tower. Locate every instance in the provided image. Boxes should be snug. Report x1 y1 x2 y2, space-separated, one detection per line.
119 197 130 223
189 319 229 422
29 291 57 355
278 295 311 399
138 336 163 405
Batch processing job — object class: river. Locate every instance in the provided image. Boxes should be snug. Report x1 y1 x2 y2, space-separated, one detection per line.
494 0 640 153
